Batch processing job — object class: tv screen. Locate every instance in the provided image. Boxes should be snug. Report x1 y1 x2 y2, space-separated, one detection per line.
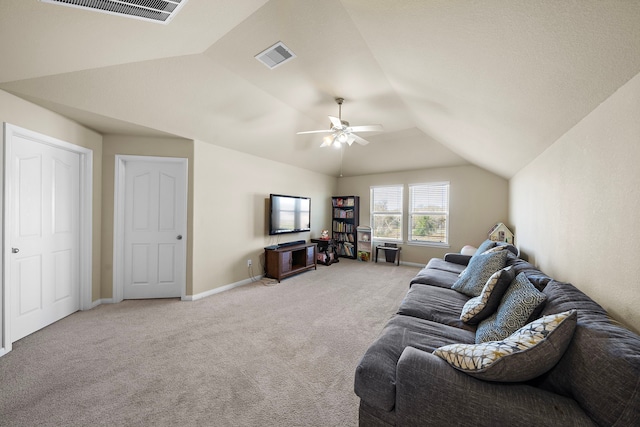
269 194 311 235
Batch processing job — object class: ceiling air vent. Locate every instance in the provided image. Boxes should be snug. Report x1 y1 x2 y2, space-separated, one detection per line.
40 0 188 24
255 42 296 70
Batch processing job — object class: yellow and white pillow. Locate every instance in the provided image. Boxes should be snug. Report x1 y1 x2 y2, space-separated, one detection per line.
434 310 577 382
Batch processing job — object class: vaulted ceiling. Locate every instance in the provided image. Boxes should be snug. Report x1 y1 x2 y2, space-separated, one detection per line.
1 0 639 178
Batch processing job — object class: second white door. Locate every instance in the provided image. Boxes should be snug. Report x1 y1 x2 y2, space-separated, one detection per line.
123 159 187 299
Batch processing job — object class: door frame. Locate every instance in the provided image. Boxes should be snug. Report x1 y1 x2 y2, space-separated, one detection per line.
1 123 93 357
113 155 188 303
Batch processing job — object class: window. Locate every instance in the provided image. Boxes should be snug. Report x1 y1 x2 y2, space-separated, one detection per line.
409 182 449 245
370 185 403 241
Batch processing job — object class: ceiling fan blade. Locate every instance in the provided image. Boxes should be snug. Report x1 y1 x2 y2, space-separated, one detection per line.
349 124 383 133
296 129 333 135
328 116 342 128
353 133 371 146
346 133 356 146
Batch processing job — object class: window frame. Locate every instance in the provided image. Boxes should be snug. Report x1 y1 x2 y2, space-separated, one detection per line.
408 181 450 247
370 185 404 242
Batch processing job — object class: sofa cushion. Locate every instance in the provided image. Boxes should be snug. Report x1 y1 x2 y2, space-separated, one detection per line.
354 315 475 412
410 267 460 289
443 253 472 266
476 272 547 343
532 281 640 427
434 310 577 382
398 284 475 332
460 266 515 324
452 248 508 297
505 252 552 291
426 257 467 275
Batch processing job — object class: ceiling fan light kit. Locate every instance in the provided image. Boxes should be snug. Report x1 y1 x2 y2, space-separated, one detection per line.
297 98 383 148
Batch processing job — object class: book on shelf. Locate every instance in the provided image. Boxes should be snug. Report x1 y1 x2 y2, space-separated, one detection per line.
332 197 355 208
332 221 355 233
333 208 355 219
343 242 355 257
332 232 355 242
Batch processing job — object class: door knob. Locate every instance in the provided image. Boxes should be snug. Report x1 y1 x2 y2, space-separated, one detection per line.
176 235 183 240
12 248 19 253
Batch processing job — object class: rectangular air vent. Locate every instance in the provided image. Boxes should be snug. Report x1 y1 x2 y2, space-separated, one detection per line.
40 0 188 24
255 42 296 70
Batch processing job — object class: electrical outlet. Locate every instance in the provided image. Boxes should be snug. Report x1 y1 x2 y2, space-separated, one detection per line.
247 259 252 267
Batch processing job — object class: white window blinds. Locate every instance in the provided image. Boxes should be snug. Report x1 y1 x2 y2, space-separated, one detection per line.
409 182 449 244
370 185 403 241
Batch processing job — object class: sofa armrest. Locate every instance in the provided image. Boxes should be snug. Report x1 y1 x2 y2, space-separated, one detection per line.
395 347 596 427
443 253 471 266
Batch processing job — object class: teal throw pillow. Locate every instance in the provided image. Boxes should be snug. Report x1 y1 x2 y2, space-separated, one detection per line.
473 239 497 257
476 272 547 343
452 249 508 297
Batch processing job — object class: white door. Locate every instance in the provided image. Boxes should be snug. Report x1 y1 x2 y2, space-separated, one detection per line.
123 159 186 299
9 135 80 342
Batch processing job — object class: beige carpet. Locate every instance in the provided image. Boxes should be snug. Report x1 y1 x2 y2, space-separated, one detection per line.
0 259 420 427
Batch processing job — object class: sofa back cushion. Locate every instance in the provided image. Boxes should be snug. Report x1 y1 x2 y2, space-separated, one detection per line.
505 252 553 291
534 281 640 426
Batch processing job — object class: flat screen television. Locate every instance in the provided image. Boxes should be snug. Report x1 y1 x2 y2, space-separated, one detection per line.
269 194 311 235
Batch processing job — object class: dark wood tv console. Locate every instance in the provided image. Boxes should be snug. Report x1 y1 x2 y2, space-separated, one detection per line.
264 243 317 282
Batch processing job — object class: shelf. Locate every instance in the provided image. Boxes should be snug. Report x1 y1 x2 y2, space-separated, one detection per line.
356 226 372 262
332 196 360 259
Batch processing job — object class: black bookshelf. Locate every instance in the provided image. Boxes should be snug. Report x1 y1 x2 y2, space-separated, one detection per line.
332 196 359 259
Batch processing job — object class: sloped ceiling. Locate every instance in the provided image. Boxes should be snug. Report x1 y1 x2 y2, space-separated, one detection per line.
1 0 639 178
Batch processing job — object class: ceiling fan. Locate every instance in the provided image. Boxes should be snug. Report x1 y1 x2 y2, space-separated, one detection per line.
297 98 383 148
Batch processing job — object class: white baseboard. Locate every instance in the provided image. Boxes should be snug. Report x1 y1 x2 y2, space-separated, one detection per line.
90 298 114 309
85 277 262 309
400 261 426 268
183 275 263 302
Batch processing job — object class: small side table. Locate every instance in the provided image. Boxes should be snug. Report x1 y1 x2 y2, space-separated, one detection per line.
311 238 338 265
375 245 401 266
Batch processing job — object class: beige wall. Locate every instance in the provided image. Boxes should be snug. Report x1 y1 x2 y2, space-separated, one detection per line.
337 165 509 265
0 89 103 303
192 141 337 295
510 71 640 333
101 135 194 298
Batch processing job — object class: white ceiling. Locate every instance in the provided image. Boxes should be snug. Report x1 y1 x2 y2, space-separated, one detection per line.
1 0 639 178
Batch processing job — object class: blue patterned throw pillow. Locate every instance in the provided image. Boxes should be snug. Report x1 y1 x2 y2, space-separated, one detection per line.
473 239 497 257
434 310 577 382
452 248 508 297
476 272 547 343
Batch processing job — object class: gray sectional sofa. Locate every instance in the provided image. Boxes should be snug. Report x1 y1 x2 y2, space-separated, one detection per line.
354 241 640 426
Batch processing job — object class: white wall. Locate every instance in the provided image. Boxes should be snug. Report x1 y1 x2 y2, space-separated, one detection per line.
192 141 337 295
510 71 640 333
337 165 509 265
